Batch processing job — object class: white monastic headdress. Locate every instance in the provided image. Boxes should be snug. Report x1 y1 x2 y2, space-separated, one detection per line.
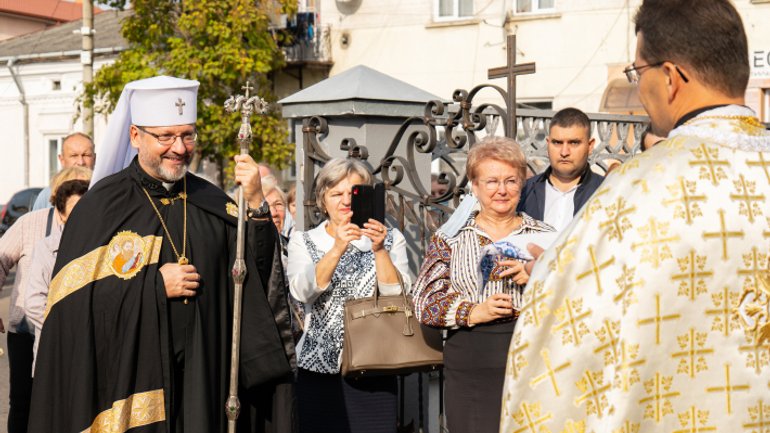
90 75 200 186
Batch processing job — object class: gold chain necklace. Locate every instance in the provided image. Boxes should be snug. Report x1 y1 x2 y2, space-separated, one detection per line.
142 176 190 303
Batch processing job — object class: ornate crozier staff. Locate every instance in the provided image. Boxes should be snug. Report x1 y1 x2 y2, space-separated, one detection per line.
223 82 268 433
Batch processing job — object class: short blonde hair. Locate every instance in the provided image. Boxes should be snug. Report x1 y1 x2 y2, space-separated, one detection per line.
466 136 527 182
49 166 92 204
315 158 372 215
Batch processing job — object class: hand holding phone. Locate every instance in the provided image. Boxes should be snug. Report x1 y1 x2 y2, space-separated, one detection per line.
350 183 385 227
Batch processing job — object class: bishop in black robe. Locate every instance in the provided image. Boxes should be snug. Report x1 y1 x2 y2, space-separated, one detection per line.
28 158 294 433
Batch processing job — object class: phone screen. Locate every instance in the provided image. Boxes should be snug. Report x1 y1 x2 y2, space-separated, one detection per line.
350 183 385 227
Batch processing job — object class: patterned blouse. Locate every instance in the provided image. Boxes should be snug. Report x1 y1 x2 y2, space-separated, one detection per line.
412 212 553 329
286 221 411 374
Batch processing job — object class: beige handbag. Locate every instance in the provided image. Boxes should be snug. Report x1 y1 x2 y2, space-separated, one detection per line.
341 272 444 377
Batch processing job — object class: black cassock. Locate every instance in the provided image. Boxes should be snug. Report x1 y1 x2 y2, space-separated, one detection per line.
29 159 295 433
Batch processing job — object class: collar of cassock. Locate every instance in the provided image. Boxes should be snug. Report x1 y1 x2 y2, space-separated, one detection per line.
129 156 185 201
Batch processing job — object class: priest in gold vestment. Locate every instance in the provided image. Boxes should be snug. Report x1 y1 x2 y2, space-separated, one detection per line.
500 1 770 432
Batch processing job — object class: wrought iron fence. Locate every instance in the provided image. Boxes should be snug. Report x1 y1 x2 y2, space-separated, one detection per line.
301 83 649 253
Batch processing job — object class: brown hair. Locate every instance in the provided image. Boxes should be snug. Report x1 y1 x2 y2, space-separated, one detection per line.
53 179 89 214
466 136 527 182
634 0 749 97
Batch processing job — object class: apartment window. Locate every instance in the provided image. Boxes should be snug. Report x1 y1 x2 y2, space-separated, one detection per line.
435 0 473 20
515 0 555 13
52 80 61 91
762 88 770 123
48 137 61 177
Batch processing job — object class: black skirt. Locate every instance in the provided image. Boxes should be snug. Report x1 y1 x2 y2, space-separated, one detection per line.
296 368 397 433
444 320 515 433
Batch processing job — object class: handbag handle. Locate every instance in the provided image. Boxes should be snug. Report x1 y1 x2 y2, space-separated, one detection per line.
372 270 415 336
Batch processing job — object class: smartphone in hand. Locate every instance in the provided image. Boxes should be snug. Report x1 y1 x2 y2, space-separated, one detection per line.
351 183 385 227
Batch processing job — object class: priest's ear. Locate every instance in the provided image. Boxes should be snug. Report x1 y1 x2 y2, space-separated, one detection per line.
663 62 689 103
129 125 141 149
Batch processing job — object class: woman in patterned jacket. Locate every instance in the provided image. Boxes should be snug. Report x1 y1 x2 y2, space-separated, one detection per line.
287 158 410 433
412 137 554 433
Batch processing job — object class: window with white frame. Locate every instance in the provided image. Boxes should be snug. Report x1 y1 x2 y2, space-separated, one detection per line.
515 0 555 13
435 0 473 21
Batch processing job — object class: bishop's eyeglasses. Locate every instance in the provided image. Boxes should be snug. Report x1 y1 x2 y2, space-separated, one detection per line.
136 125 198 146
623 62 689 85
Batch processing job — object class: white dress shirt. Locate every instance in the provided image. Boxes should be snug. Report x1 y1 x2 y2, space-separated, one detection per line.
543 180 578 232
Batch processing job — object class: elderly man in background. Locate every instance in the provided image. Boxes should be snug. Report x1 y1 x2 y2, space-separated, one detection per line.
500 0 770 431
32 132 96 210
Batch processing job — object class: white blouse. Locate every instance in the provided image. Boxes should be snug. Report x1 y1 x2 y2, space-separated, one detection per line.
287 221 412 373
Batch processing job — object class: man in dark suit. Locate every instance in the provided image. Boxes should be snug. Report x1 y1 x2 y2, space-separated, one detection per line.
517 107 604 232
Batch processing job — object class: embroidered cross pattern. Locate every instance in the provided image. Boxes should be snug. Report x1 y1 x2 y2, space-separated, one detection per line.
640 373 680 423
631 218 680 269
746 153 770 183
581 187 610 222
612 421 641 433
738 331 770 375
520 281 551 328
574 370 610 418
702 209 744 261
637 293 681 345
594 319 621 366
689 143 729 185
706 364 750 415
508 332 529 380
529 349 571 397
614 341 646 392
599 197 636 242
672 328 714 378
576 246 615 296
707 287 741 337
674 406 717 433
738 247 767 292
548 236 578 274
663 177 706 225
511 402 552 433
730 175 764 224
552 297 592 346
613 265 644 314
742 400 770 432
671 250 713 301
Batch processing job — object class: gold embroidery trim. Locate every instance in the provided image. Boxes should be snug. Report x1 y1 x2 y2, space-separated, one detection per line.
81 389 166 433
46 235 163 319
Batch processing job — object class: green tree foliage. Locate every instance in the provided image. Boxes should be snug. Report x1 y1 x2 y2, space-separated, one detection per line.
88 0 297 185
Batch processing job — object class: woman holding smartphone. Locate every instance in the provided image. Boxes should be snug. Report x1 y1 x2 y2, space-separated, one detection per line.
287 158 410 433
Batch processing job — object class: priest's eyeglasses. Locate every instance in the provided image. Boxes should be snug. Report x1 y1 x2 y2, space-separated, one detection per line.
480 177 521 192
136 125 198 146
623 62 689 85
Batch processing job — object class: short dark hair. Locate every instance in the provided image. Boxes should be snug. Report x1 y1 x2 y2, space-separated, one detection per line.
634 0 749 97
53 179 89 214
549 107 591 135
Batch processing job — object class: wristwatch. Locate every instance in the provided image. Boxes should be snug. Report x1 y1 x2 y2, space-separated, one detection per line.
247 199 271 219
